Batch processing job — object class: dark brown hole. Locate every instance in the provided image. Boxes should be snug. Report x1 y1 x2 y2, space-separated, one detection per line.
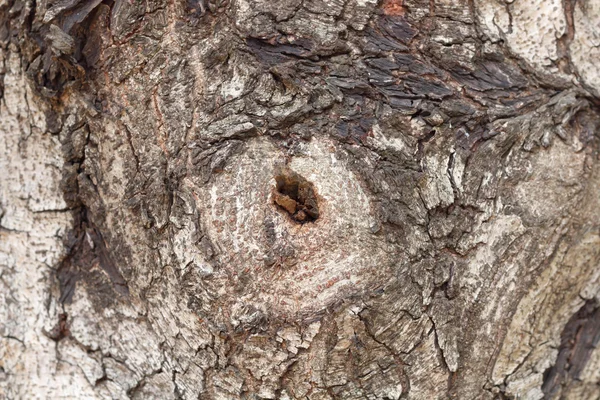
273 167 319 223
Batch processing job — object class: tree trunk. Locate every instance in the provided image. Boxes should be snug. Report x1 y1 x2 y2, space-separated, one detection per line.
1 0 599 399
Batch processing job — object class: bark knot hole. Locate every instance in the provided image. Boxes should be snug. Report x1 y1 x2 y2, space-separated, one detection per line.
273 167 320 223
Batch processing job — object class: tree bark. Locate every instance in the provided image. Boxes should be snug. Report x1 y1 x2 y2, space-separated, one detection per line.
1 0 600 399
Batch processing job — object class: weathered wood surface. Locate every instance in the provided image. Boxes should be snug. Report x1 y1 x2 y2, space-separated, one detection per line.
1 0 599 398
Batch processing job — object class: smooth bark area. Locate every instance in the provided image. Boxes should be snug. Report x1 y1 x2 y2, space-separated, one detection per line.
1 0 599 399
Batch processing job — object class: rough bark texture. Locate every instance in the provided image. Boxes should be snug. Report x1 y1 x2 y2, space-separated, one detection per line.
1 0 600 399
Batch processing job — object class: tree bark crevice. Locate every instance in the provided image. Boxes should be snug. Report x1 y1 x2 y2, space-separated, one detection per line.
1 0 600 398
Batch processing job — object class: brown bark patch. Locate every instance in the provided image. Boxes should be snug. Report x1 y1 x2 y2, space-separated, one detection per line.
382 0 406 16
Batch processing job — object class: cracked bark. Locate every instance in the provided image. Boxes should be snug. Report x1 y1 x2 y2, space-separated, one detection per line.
1 0 600 399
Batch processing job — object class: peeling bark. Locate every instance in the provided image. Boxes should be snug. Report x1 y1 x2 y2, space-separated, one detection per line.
1 0 600 399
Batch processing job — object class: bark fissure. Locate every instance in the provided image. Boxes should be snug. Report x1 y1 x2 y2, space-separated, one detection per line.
1 0 600 398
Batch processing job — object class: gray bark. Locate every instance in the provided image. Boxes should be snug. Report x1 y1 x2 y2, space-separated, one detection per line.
1 0 600 399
